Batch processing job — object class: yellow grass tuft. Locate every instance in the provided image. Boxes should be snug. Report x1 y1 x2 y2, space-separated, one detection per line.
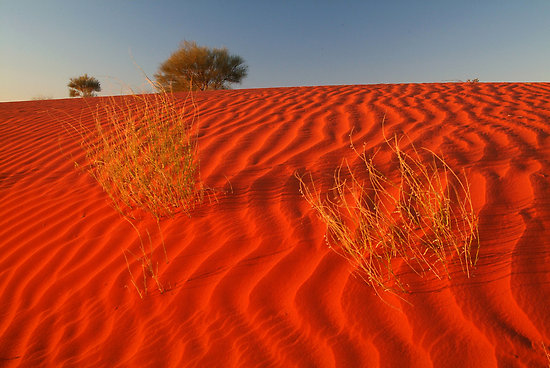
80 90 202 219
67 86 202 298
297 129 479 296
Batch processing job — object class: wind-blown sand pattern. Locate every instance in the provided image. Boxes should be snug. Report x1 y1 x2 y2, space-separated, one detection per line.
1 83 549 367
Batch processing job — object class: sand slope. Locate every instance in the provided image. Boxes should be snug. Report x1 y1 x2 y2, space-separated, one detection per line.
1 83 549 367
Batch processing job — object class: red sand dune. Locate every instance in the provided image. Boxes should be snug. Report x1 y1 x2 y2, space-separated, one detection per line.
1 83 550 367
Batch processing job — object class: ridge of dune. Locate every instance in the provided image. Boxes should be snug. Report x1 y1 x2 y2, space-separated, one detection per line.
1 83 549 367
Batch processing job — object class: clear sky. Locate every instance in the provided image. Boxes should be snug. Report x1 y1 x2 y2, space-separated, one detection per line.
1 0 549 101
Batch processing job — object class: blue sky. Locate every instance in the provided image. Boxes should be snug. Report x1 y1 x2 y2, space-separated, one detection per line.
1 0 549 101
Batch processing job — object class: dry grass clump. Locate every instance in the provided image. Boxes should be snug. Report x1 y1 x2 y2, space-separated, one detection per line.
80 90 202 219
68 87 202 298
297 132 479 295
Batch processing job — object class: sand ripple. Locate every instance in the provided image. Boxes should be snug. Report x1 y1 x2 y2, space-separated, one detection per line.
1 83 549 367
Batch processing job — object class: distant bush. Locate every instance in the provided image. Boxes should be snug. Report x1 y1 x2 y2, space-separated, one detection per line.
155 41 248 91
31 95 53 100
68 74 101 97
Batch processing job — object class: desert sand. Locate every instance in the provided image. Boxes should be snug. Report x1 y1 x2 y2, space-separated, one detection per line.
1 83 549 367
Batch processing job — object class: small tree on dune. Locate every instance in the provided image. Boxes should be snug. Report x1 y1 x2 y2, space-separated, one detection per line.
68 74 101 97
154 41 248 91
